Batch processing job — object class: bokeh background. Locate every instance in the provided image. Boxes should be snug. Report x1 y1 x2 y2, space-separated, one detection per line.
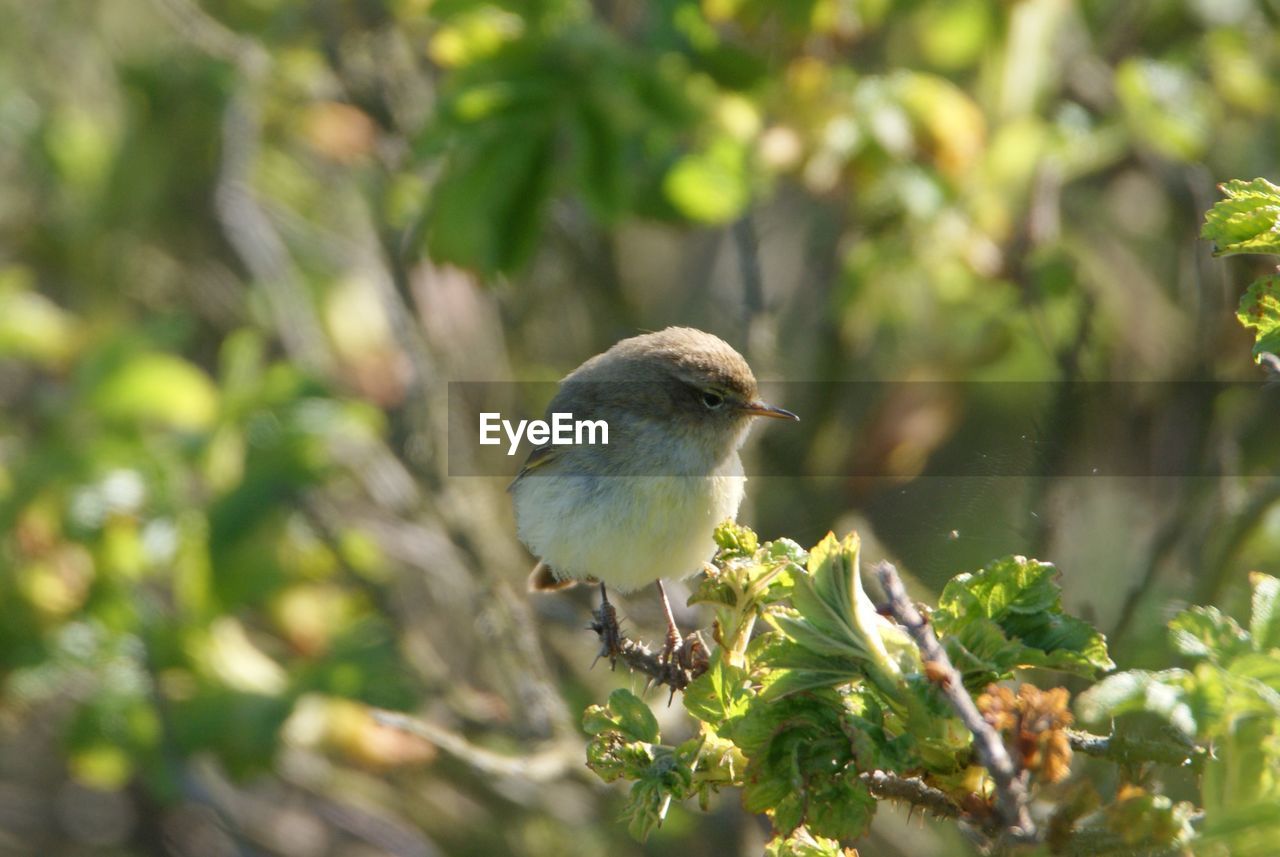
2 0 1279 854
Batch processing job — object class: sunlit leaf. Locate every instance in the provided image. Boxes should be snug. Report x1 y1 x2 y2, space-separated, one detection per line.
663 138 751 223
934 556 1113 682
1168 606 1251 663
1235 275 1280 363
1201 178 1280 256
1250 573 1280 652
92 353 219 431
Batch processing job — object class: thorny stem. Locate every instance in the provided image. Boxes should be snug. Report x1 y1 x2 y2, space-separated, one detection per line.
860 770 962 820
1066 728 1205 769
873 560 1039 843
589 597 709 697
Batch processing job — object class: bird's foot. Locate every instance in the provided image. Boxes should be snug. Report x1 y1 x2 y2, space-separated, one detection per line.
653 630 710 705
589 585 623 670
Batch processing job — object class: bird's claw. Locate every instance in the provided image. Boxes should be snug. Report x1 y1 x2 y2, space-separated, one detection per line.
589 597 624 670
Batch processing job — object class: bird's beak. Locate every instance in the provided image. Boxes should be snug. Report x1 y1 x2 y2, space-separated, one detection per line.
739 401 799 421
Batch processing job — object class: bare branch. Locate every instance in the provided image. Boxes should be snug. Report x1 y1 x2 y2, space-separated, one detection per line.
372 710 578 783
872 560 1038 842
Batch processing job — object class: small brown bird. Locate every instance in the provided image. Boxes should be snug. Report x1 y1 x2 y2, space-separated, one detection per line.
509 327 797 658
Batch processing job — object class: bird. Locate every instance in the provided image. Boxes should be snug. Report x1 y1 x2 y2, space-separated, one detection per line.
509 326 798 664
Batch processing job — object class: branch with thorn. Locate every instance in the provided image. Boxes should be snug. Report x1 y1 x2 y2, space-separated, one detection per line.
1066 728 1205 769
590 594 710 701
872 560 1039 843
860 770 962 820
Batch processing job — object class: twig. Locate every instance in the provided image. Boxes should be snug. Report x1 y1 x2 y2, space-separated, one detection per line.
372 710 577 782
872 560 1038 842
731 214 765 331
860 771 961 820
1066 728 1204 769
589 598 709 697
1194 477 1280 607
154 0 334 377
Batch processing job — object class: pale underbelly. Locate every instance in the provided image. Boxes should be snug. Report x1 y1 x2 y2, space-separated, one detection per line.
513 473 746 592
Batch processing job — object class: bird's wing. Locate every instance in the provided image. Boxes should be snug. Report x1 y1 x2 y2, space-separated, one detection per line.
506 444 563 492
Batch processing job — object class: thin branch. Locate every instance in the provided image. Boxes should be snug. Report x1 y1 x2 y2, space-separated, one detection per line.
372 710 578 783
154 0 334 377
731 214 765 331
860 770 961 820
589 596 709 698
872 560 1038 842
1066 728 1205 769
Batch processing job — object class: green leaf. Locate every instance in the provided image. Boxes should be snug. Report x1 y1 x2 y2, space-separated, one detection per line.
425 118 555 274
663 138 751 223
1201 178 1280 256
1075 669 1199 738
756 637 863 700
763 827 851 857
584 689 660 743
1115 58 1213 161
92 352 220 431
1226 654 1280 705
1198 801 1280 857
783 532 901 673
841 688 919 772
609 688 660 743
1236 275 1280 363
1168 606 1251 662
934 556 1113 682
684 652 752 726
569 90 627 220
1250 573 1280 652
805 774 875 842
728 688 873 838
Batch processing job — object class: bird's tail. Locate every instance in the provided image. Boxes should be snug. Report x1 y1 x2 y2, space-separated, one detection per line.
527 560 578 593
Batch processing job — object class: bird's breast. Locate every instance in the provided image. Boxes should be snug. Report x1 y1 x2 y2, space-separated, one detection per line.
512 459 746 592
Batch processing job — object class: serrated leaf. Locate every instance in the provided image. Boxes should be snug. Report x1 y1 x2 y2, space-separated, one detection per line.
738 695 870 842
785 532 898 674
584 689 660 743
1169 606 1251 662
806 774 876 842
684 652 752 725
756 637 862 700
1075 669 1199 737
1250 573 1280 651
934 556 1113 679
1236 275 1280 363
608 688 660 744
1201 178 1280 256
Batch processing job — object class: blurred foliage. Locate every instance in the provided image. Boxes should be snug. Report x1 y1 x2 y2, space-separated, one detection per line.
1202 177 1280 361
1 0 1279 855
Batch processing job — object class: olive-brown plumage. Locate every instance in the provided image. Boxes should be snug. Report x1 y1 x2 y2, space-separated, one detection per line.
510 327 797 651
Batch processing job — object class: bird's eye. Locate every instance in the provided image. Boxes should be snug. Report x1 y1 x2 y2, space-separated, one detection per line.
701 390 725 410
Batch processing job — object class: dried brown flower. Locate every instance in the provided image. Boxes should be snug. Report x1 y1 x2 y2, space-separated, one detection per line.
977 684 1074 783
